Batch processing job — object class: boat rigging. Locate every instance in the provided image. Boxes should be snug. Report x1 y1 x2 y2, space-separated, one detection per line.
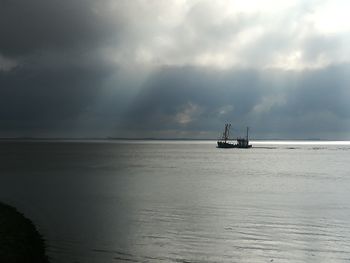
217 124 252 148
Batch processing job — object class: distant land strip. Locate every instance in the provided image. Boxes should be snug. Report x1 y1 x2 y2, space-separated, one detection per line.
0 137 338 141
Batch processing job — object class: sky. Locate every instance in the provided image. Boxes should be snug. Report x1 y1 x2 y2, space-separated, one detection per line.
1 0 350 139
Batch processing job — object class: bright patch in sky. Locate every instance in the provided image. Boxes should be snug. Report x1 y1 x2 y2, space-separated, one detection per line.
103 0 350 71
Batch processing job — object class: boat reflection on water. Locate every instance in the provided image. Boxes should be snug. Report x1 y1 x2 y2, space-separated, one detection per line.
217 124 252 148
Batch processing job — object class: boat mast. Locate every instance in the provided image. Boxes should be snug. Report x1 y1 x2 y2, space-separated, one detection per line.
246 127 249 141
223 123 231 143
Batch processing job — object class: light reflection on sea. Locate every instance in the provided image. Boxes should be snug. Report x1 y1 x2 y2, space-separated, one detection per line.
0 140 349 262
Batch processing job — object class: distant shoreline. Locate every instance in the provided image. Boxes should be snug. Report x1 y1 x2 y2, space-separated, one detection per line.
0 137 349 141
0 202 49 263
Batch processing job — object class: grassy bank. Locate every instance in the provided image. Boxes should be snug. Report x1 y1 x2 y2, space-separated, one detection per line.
0 202 49 263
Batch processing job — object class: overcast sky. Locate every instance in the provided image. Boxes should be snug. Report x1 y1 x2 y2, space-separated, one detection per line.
1 0 350 139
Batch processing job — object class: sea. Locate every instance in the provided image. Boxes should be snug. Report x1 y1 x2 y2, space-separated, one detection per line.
0 140 350 263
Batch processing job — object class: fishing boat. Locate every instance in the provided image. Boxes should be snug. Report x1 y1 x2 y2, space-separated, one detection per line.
217 124 252 148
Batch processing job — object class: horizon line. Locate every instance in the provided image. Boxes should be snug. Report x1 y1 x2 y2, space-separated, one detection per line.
0 137 349 142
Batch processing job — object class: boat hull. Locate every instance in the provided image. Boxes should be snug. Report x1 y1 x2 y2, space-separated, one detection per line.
217 141 252 148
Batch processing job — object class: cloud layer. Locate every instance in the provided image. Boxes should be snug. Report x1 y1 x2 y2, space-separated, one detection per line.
124 65 350 139
1 0 350 138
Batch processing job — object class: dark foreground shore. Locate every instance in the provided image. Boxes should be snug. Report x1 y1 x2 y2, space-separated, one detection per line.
0 202 48 263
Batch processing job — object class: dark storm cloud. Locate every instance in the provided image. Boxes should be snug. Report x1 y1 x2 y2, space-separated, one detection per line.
126 67 261 128
0 61 114 132
0 0 115 57
0 0 349 138
0 0 128 136
285 66 350 118
124 64 350 139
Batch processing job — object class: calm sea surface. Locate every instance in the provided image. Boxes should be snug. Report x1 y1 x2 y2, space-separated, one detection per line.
0 140 350 262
